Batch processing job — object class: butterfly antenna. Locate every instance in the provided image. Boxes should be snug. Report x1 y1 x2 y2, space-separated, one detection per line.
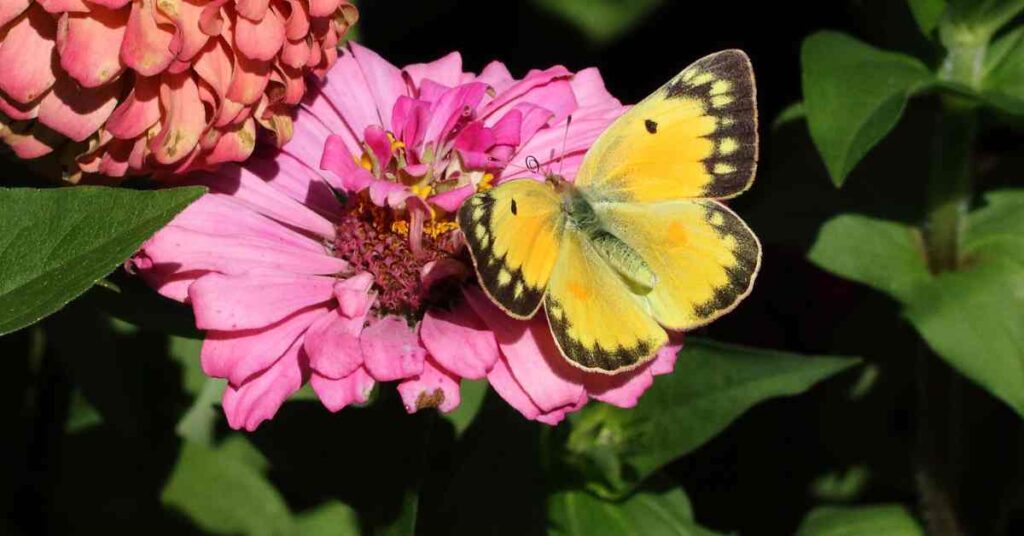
525 155 541 175
556 114 573 177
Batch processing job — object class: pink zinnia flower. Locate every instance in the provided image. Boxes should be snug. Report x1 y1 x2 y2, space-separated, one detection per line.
0 0 357 181
133 42 682 431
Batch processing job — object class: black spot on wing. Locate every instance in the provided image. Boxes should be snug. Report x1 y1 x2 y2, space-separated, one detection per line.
664 49 758 199
644 119 658 134
457 191 545 318
544 298 657 373
692 201 760 319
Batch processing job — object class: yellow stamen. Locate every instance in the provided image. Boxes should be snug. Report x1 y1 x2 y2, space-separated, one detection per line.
411 183 432 199
358 152 373 171
477 172 495 192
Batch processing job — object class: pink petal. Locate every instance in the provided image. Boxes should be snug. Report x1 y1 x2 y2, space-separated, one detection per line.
281 38 311 69
307 0 341 17
334 272 375 317
569 67 622 114
421 303 499 380
222 334 307 431
57 6 128 88
143 225 347 276
0 91 39 121
420 258 468 291
390 95 429 150
37 0 89 14
201 118 257 165
105 75 161 139
190 272 337 331
167 194 323 253
464 287 585 412
149 70 205 164
398 357 461 414
37 75 121 142
349 42 405 128
425 184 473 214
486 356 541 420
87 0 132 7
234 0 269 20
198 0 229 36
202 305 328 386
360 315 426 381
583 367 653 409
403 50 463 91
0 120 62 158
233 5 284 61
227 52 270 105
310 366 375 412
0 0 29 28
363 124 391 168
120 0 176 77
303 308 365 380
651 332 683 376
160 0 208 64
476 61 515 93
422 82 488 146
481 65 573 121
282 0 309 40
317 44 382 137
199 162 337 238
320 134 375 192
0 5 56 104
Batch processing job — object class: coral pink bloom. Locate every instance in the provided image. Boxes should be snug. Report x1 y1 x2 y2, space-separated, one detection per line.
133 42 682 430
0 0 357 181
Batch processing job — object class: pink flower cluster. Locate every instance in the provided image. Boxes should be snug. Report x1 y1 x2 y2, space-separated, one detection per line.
0 0 356 181
133 42 682 430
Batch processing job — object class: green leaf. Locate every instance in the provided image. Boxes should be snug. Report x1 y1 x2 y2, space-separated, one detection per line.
0 186 204 336
964 189 1024 265
796 504 924 536
548 482 722 536
296 501 362 536
801 32 933 186
162 437 295 535
908 0 947 35
983 27 1024 114
532 0 664 44
773 101 806 129
904 258 1024 418
568 339 860 492
443 379 488 435
947 0 1024 35
374 489 418 536
808 214 931 303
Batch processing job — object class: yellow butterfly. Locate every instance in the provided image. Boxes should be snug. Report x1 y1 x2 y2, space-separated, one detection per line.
458 50 761 374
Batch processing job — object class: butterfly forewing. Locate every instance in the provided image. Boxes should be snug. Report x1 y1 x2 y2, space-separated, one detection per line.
574 49 758 202
458 179 565 319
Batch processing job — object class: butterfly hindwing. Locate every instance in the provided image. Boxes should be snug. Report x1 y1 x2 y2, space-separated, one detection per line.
458 179 564 319
575 49 757 202
595 198 761 330
544 229 668 373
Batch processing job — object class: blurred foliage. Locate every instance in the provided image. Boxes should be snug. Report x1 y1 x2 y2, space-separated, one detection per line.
531 0 664 44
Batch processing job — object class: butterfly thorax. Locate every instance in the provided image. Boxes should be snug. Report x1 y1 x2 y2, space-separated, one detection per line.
553 176 658 294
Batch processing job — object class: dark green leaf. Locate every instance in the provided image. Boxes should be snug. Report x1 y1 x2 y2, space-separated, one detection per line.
808 214 931 303
443 379 488 435
548 482 722 536
296 501 362 536
801 32 933 185
983 27 1024 114
964 189 1024 265
162 437 295 535
531 0 664 44
773 101 806 129
796 504 924 536
374 489 418 536
904 258 1024 418
568 339 860 491
908 0 946 35
0 186 204 336
946 0 1024 35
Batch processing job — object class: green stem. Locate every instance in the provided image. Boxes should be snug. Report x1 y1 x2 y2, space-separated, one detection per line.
915 32 984 536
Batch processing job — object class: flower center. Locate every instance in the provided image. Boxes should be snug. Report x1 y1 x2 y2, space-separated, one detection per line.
333 197 463 318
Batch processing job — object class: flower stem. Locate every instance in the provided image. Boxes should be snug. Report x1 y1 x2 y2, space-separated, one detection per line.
915 29 984 536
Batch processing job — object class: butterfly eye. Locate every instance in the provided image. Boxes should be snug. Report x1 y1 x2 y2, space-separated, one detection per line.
510 199 518 215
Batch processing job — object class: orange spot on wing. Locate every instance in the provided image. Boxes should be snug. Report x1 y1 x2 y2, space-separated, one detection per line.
567 281 591 301
666 220 688 246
